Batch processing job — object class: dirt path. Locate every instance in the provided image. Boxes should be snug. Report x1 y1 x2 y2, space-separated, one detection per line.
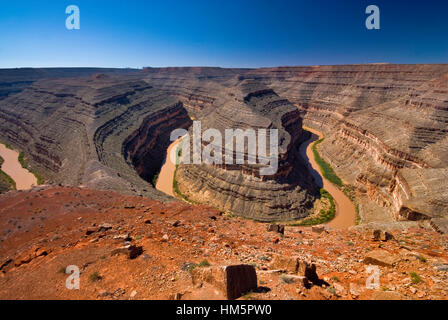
155 138 183 197
300 126 356 229
0 144 37 190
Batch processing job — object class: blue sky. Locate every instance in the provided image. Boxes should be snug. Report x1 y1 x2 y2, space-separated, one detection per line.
0 0 447 68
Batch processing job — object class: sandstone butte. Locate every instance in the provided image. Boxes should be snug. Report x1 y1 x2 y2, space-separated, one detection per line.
0 65 447 300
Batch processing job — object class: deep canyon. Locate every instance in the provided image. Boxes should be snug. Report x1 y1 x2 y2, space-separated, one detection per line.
0 65 447 230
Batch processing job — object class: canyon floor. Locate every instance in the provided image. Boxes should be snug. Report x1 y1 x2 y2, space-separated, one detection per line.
1 186 447 300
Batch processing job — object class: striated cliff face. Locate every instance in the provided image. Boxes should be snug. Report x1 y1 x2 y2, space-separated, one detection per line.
175 81 317 221
143 65 448 229
1 65 448 228
0 74 186 201
123 102 192 183
236 65 448 229
0 68 139 101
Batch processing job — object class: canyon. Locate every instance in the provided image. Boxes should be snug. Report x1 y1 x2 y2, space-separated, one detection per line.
0 143 37 190
0 65 447 228
0 65 448 300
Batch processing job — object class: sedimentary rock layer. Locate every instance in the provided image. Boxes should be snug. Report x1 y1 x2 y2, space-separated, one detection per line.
176 81 317 221
144 65 448 228
241 65 448 228
1 65 448 227
0 74 188 201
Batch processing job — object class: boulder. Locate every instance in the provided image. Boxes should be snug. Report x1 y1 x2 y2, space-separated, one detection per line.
280 274 308 287
269 255 300 274
364 249 399 267
85 227 97 235
111 245 143 259
370 229 394 242
98 223 113 232
381 231 394 241
311 225 327 234
191 264 257 300
267 224 285 235
269 255 319 283
333 282 347 297
372 229 381 241
113 234 132 241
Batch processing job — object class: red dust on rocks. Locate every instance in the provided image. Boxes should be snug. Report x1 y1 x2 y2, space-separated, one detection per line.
0 186 447 300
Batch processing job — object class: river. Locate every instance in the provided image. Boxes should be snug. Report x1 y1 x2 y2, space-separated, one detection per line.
156 128 356 228
0 144 38 190
299 126 356 228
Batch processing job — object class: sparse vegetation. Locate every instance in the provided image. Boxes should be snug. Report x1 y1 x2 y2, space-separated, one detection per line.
291 189 335 226
309 134 361 225
186 260 211 274
18 152 44 185
1 142 13 150
410 272 422 284
173 144 201 205
417 254 427 263
331 276 340 282
151 170 159 187
198 259 211 267
0 156 16 192
312 138 343 187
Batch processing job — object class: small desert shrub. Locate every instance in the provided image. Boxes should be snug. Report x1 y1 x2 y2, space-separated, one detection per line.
331 276 340 282
89 271 102 282
417 255 427 263
410 272 422 284
198 260 211 267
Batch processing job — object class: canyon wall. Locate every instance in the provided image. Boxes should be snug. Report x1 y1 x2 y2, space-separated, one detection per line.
240 65 448 228
0 74 184 201
144 65 448 228
1 65 447 227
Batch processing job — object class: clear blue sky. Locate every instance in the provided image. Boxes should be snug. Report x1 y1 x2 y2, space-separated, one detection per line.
0 0 447 68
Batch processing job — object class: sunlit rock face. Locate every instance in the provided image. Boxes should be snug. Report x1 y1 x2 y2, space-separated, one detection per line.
1 64 448 227
0 73 187 201
175 81 317 221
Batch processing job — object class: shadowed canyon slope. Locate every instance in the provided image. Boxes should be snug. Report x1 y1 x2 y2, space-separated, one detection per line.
1 65 448 228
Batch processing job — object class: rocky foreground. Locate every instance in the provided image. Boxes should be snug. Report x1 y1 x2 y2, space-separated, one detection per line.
1 186 447 300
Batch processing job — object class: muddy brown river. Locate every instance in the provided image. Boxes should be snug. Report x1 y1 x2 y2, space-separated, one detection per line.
0 144 37 190
300 126 356 228
156 138 183 197
157 128 356 228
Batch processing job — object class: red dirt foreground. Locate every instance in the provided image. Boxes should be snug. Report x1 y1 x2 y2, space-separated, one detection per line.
1 186 448 300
